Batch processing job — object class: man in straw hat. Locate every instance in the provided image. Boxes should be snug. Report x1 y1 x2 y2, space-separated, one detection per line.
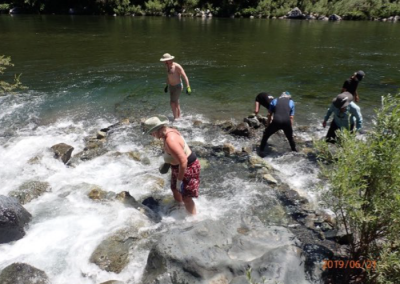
322 91 363 143
160 53 191 119
143 115 200 215
341 70 365 102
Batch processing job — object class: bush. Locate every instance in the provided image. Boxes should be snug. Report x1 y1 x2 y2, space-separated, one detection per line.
316 94 400 283
144 0 165 15
0 55 26 95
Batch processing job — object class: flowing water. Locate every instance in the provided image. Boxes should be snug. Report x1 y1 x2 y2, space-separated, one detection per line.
1 15 400 283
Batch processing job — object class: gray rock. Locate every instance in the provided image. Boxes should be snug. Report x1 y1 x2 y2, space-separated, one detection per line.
229 122 253 138
9 181 51 205
116 191 161 223
99 281 125 284
0 262 50 284
90 229 138 273
142 218 311 284
287 7 304 19
329 14 342 21
243 117 260 129
0 195 32 244
51 142 74 164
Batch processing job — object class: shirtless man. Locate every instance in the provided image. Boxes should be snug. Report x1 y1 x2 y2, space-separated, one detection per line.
160 53 191 119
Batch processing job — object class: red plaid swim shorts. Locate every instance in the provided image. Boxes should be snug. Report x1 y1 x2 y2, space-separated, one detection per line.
171 159 201 198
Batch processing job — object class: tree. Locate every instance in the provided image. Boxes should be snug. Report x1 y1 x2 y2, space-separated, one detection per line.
316 94 400 283
0 55 26 95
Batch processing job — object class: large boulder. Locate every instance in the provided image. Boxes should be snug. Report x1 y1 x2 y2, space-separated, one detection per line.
50 143 74 164
0 262 50 284
287 7 305 19
9 181 51 205
0 195 32 244
329 14 342 21
141 217 311 284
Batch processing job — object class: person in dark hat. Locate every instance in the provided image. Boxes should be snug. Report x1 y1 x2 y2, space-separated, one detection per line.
322 92 363 143
341 70 365 102
254 92 274 116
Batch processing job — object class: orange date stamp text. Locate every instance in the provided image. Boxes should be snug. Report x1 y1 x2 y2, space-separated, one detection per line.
322 259 377 270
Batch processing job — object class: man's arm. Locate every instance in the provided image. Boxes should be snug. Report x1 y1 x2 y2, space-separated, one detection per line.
323 105 334 128
176 63 190 88
350 104 363 130
254 101 260 115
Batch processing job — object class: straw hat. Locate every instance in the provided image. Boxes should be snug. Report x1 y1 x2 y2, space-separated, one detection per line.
143 115 169 134
160 53 175 62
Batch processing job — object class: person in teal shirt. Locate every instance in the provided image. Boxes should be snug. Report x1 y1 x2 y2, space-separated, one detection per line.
322 92 362 143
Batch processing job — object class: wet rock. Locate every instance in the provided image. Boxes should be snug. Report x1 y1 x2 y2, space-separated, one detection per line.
262 173 278 184
116 191 160 222
303 244 334 282
230 275 251 284
9 181 51 205
142 217 310 284
223 143 235 156
88 186 108 201
0 262 50 284
229 122 253 138
141 174 165 192
216 120 235 132
248 155 273 170
0 195 32 244
193 120 203 128
51 142 74 164
97 130 107 139
90 229 138 273
27 155 42 165
127 151 141 161
243 117 260 129
198 158 210 169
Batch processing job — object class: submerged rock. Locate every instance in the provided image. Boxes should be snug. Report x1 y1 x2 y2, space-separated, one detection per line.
90 229 138 273
9 180 51 205
0 262 49 284
0 195 32 244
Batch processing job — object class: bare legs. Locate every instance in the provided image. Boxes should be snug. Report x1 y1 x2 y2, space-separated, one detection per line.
171 189 196 215
170 101 181 119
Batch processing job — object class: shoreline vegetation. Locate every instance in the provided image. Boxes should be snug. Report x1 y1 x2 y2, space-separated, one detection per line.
1 0 400 22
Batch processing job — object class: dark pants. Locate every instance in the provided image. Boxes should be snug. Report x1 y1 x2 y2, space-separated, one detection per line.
260 121 297 152
326 120 355 143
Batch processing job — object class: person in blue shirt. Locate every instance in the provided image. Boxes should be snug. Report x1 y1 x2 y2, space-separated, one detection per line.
259 91 297 154
323 92 363 143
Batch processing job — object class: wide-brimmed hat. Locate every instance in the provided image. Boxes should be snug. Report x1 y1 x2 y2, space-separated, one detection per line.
143 115 169 134
160 53 175 62
333 92 353 108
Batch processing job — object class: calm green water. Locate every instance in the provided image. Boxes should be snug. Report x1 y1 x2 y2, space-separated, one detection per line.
1 15 400 126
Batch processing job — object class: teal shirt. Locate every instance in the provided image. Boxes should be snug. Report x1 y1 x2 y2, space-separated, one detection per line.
324 102 363 130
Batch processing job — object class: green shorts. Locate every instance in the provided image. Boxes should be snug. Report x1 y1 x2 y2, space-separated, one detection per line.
169 83 183 103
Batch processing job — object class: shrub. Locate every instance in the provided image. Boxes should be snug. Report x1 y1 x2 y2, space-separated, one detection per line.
0 55 26 95
316 94 400 283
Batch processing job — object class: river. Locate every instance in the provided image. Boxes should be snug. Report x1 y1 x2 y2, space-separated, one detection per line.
0 15 400 283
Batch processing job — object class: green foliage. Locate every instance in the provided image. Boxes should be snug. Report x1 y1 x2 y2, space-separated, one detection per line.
0 55 27 95
316 94 400 283
0 3 10 10
2 0 400 17
145 0 165 15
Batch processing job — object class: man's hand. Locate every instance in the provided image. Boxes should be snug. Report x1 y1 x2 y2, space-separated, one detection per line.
176 179 184 194
164 85 168 93
322 121 327 128
186 86 192 95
